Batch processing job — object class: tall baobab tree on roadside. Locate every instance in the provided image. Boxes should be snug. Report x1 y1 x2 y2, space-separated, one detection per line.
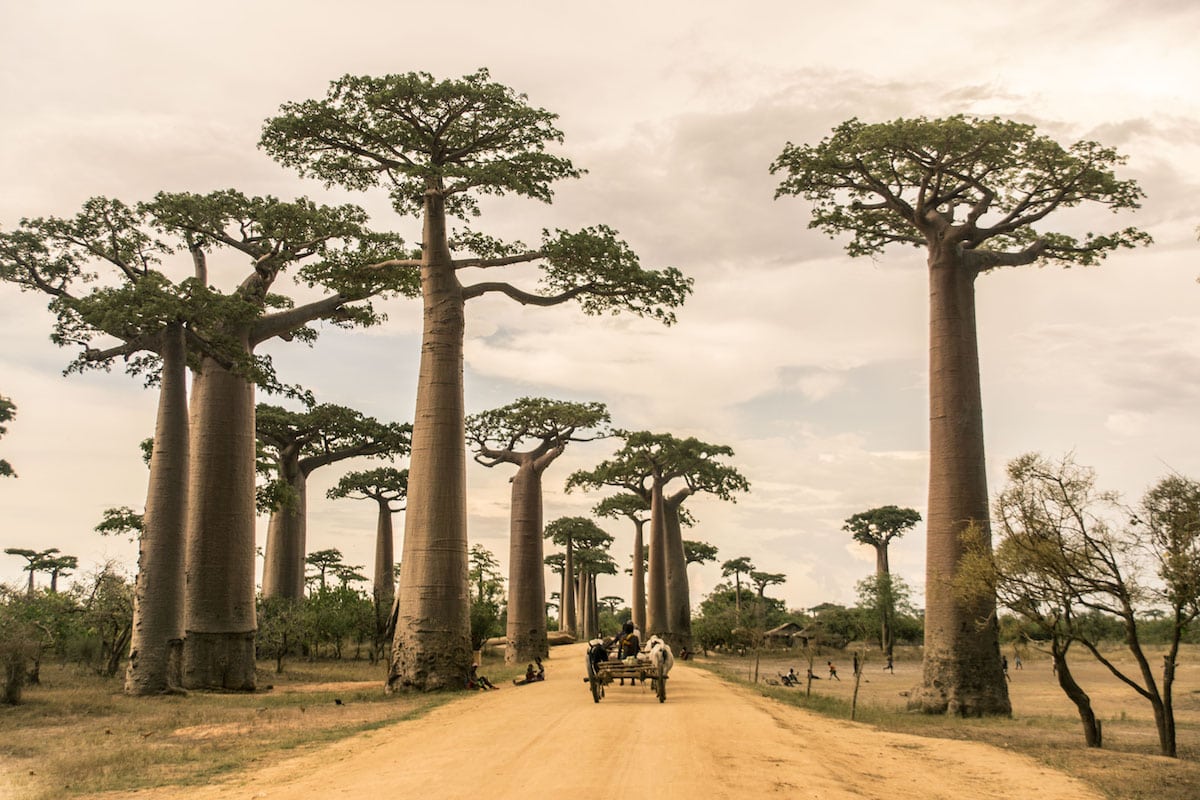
262 70 691 690
773 115 1149 715
594 493 650 634
0 195 333 695
568 431 748 650
257 401 411 600
466 397 609 663
326 467 408 645
146 190 416 691
843 505 921 662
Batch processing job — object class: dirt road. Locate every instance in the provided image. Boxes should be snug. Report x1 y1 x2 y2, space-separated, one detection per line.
104 644 1102 800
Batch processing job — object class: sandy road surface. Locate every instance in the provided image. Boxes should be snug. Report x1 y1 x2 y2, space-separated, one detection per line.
104 644 1101 800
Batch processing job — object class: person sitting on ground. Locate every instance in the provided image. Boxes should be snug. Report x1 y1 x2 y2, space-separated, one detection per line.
469 664 497 690
679 646 691 661
807 667 820 681
534 656 545 680
785 667 799 686
513 663 538 685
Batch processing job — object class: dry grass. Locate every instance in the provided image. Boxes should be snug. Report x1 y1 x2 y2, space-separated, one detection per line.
0 653 525 800
698 643 1200 800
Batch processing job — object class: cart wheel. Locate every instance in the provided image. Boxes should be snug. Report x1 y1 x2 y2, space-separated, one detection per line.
657 664 667 703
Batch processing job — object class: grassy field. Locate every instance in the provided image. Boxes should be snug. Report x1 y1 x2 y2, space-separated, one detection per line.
3 645 1197 799
0 652 525 800
698 643 1200 800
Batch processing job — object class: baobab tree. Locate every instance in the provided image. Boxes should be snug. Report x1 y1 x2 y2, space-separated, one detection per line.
568 432 748 650
0 197 261 694
773 116 1149 715
721 556 755 619
544 516 613 640
466 398 609 663
146 190 416 691
326 467 408 642
543 552 568 632
684 540 718 568
574 544 618 641
750 571 787 604
4 548 59 596
843 505 921 661
257 401 411 599
262 70 692 690
0 395 15 477
594 493 650 634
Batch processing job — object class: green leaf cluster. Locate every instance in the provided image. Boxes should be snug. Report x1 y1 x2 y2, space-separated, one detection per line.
261 69 582 219
772 115 1151 267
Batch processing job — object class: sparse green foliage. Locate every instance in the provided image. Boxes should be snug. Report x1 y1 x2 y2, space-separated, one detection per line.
772 115 1150 268
683 540 718 566
974 453 1200 756
95 507 144 541
0 394 16 477
468 544 505 651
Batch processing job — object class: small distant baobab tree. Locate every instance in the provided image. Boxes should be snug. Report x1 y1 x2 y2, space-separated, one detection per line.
721 556 755 619
594 493 650 634
326 467 408 645
257 402 411 600
773 115 1149 715
568 432 748 651
466 397 609 663
844 505 920 661
262 69 692 690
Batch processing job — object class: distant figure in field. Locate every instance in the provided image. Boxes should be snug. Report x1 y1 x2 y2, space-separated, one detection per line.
1014 653 1023 671
828 661 840 681
884 655 894 673
807 667 821 681
1002 655 1010 681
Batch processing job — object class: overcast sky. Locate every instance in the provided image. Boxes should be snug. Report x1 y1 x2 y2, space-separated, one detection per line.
2 1 1198 612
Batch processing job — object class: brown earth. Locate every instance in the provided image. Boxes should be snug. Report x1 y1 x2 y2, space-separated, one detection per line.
95 643 1105 800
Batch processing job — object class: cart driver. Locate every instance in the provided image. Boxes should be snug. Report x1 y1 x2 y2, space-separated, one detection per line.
616 620 641 660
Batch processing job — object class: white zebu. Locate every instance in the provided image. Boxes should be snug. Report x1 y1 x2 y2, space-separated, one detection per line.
644 635 675 676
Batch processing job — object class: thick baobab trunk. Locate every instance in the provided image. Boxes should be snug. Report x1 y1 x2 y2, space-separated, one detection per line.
646 480 669 637
505 461 549 664
125 323 187 695
182 352 257 690
587 573 599 637
562 539 576 637
261 463 307 599
910 250 1009 715
875 546 895 661
389 194 472 691
576 572 592 640
663 493 692 651
373 498 395 621
631 519 646 634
